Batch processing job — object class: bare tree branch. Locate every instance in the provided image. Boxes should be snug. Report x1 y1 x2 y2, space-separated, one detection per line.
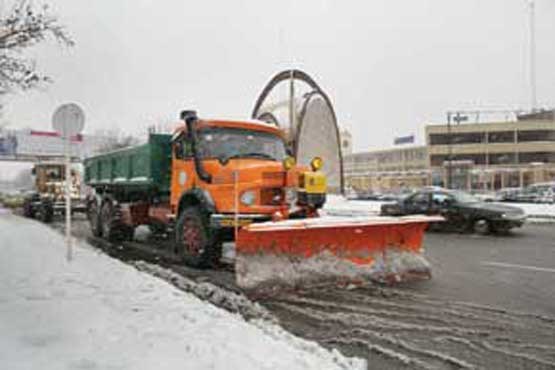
0 0 73 95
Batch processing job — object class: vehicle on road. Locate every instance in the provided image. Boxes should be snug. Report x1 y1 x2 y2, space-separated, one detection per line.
495 187 522 202
84 110 437 290
381 188 526 234
22 162 86 223
515 182 555 204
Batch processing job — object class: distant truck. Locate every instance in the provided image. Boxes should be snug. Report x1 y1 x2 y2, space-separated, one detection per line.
22 162 86 222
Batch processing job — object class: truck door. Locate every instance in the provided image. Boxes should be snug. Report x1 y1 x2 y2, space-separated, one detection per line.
170 134 195 210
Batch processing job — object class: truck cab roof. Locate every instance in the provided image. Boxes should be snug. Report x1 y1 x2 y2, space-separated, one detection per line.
172 119 285 141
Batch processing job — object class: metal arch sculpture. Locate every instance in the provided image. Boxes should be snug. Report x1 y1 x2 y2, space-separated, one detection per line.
251 69 344 194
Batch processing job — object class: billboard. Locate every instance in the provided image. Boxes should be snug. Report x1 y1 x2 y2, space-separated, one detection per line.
394 135 415 145
0 129 82 159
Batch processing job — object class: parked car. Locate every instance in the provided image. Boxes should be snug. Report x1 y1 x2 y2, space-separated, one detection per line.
516 182 555 204
471 191 496 202
381 188 526 234
495 187 522 202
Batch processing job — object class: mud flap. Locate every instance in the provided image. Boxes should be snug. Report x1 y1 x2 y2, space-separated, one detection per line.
235 216 442 292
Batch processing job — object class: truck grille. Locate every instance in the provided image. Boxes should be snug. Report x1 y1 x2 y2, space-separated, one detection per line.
260 188 283 205
262 171 285 182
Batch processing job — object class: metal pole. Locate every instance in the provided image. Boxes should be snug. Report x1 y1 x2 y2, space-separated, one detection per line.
233 170 239 244
65 135 72 261
447 112 452 189
289 70 296 139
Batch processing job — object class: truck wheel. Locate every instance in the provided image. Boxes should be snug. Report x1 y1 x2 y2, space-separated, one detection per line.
176 206 220 268
37 202 54 223
100 200 133 242
23 199 35 218
87 199 102 237
473 218 490 235
100 200 120 241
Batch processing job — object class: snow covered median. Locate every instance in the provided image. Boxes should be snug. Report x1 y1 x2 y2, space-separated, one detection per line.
0 213 365 370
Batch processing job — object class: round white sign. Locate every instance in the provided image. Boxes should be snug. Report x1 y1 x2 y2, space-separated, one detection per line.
52 103 85 138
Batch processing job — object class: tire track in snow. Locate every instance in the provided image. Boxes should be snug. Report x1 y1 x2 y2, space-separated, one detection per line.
56 219 555 370
265 286 555 369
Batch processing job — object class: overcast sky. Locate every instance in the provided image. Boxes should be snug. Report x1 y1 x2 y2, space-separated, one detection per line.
2 0 555 151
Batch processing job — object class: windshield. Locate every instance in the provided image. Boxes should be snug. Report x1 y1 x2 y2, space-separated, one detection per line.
44 166 64 181
451 191 480 204
197 128 287 162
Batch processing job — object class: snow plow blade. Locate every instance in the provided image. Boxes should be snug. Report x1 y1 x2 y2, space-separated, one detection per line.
235 215 443 292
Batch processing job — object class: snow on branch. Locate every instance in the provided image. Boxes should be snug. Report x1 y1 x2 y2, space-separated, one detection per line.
0 0 73 95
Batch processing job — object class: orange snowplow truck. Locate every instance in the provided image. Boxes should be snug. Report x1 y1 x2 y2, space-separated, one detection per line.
85 111 326 261
85 110 438 291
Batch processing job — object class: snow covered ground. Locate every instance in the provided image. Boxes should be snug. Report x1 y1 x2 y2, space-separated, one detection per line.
324 195 555 223
0 212 365 370
510 202 555 222
323 195 384 217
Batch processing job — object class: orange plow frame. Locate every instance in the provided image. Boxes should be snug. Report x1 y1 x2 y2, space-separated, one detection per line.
235 215 443 291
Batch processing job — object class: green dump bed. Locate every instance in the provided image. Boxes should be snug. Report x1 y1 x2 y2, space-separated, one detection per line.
84 134 172 195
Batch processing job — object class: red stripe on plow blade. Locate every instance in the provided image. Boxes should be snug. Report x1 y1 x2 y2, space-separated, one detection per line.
235 216 441 292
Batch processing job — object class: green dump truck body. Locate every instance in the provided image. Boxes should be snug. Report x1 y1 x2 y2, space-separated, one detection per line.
84 134 172 195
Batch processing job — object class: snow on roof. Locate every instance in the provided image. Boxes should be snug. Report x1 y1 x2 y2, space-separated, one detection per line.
0 213 364 370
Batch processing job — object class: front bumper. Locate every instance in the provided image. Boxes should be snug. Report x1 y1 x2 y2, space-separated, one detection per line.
494 214 527 228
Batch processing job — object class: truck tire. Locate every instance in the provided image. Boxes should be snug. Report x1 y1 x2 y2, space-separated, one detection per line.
23 199 35 218
176 206 220 268
37 201 54 223
100 200 132 242
87 199 102 237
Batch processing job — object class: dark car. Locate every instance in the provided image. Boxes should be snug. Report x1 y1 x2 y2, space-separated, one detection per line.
381 189 526 234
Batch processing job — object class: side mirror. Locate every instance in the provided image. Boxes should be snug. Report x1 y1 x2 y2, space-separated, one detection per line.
31 168 36 175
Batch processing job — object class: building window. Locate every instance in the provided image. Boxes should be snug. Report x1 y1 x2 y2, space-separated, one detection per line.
489 153 516 165
430 154 486 166
517 130 555 142
429 132 485 145
488 131 514 143
519 152 555 164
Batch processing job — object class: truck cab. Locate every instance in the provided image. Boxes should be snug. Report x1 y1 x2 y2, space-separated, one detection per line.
171 118 322 219
169 112 327 266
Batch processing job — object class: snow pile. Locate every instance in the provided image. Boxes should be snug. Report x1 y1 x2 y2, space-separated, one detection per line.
323 194 386 217
507 202 555 223
133 260 275 321
0 213 366 370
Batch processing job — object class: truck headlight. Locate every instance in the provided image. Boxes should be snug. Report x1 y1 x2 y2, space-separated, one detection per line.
310 156 323 171
283 156 296 171
240 190 256 206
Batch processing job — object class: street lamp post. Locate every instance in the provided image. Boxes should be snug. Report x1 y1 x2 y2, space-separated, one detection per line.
447 112 452 189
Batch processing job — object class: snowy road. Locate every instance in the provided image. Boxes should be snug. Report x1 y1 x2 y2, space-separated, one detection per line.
59 218 555 370
16 206 555 370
